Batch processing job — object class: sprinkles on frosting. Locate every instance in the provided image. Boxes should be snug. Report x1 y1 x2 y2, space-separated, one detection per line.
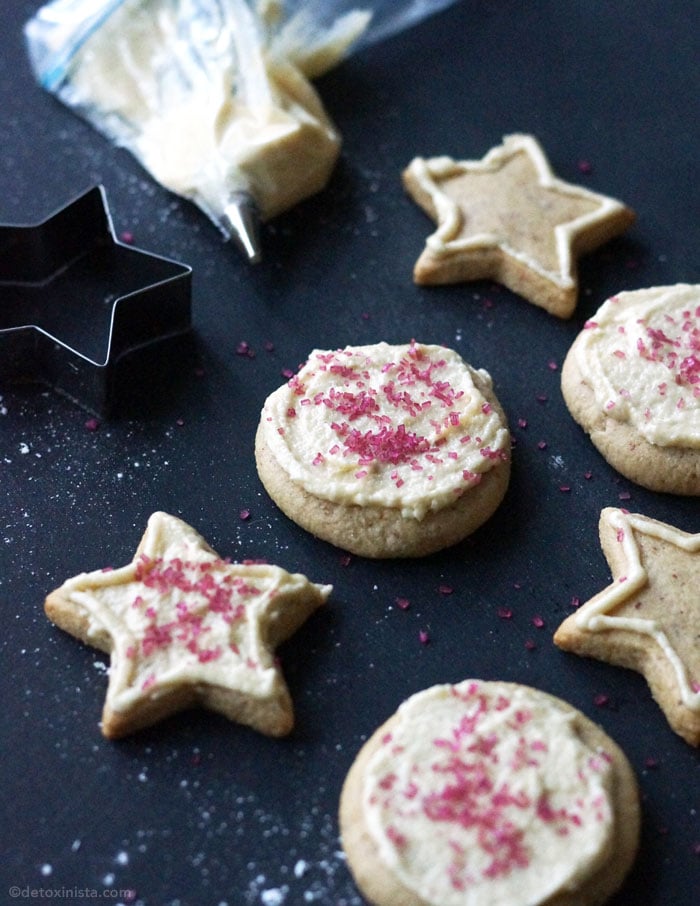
362 681 615 905
44 512 331 738
261 342 510 519
577 285 700 446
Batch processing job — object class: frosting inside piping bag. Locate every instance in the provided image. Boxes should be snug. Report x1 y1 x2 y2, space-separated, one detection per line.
25 0 460 258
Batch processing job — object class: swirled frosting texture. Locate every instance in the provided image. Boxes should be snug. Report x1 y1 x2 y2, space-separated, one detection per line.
260 342 510 519
575 284 700 446
363 681 615 906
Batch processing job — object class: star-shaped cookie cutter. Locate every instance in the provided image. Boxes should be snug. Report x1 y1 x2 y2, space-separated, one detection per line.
0 185 192 415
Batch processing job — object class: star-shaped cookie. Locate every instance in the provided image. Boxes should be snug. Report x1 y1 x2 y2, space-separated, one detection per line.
554 507 700 745
403 134 635 318
44 512 331 739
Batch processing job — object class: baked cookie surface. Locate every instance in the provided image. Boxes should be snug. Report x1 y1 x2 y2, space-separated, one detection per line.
561 283 700 494
403 133 634 318
44 511 331 738
339 679 640 906
554 507 700 746
255 341 511 558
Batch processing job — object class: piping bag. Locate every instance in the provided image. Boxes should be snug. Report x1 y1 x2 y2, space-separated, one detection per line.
24 0 460 262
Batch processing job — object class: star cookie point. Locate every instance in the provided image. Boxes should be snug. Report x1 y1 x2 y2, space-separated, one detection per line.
554 507 700 745
44 511 331 739
403 133 635 318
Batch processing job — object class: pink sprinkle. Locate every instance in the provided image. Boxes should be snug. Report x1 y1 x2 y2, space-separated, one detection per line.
547 360 558 371
569 596 581 609
593 693 609 708
497 607 513 620
644 756 659 769
577 159 593 174
531 615 545 629
537 440 548 450
524 639 537 651
438 584 453 595
339 554 352 567
396 597 411 610
618 490 632 501
559 485 571 493
236 340 255 358
517 418 528 429
120 230 135 244
419 629 430 645
239 509 251 521
84 417 100 432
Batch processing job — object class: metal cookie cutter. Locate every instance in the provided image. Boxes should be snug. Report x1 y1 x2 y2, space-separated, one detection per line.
0 185 192 416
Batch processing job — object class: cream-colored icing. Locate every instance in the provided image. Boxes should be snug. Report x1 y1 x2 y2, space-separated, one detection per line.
574 508 700 711
260 341 510 520
406 134 628 288
575 284 700 447
59 512 331 713
362 681 616 906
62 0 364 220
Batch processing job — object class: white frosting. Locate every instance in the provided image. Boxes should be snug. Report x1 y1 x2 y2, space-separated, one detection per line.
574 509 700 712
362 681 616 906
406 134 628 289
59 512 331 713
63 0 349 220
260 342 510 520
575 284 700 447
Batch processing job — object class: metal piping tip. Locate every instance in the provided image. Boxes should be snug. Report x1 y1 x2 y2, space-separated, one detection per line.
221 192 262 263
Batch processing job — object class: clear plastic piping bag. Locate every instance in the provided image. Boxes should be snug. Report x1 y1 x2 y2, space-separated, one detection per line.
25 0 461 260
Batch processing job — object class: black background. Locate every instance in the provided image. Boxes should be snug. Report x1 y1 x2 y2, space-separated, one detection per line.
1 2 698 904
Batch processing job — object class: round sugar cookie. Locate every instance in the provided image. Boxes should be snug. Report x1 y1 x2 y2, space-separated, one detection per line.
339 679 640 906
561 284 700 495
255 341 511 558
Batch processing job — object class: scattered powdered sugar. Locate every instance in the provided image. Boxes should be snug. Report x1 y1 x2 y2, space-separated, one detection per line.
239 806 360 905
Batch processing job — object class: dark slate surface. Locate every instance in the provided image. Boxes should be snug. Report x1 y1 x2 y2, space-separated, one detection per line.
1 2 698 904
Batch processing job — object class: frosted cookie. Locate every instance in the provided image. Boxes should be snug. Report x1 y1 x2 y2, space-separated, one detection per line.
339 679 640 906
255 341 511 558
554 507 700 746
403 134 635 318
44 512 331 739
561 284 700 494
